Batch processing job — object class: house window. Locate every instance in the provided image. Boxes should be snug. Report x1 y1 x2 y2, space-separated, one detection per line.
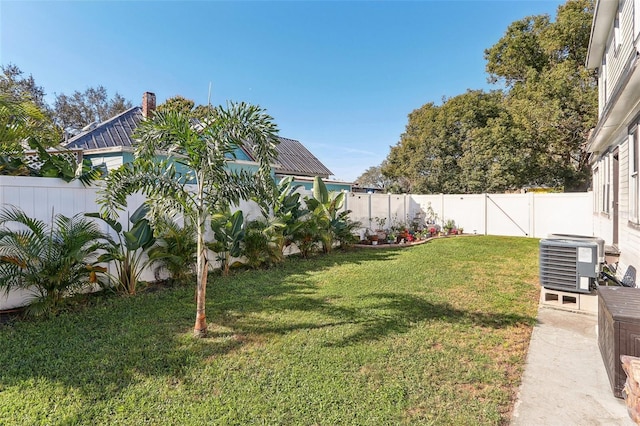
631 126 640 223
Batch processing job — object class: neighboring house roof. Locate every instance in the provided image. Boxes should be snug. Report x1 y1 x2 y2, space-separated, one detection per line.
64 107 333 178
65 107 142 151
246 137 332 178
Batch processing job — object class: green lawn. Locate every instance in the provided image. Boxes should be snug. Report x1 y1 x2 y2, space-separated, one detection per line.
0 236 540 425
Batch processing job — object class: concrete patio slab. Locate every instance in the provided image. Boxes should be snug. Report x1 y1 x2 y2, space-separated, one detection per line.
511 306 633 425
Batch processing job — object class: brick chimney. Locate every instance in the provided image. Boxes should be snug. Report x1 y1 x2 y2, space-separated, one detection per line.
142 92 156 118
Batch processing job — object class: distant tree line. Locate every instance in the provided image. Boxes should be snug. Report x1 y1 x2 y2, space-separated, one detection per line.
0 63 133 143
358 0 596 193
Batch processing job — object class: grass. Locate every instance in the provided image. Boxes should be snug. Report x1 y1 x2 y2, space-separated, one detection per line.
0 236 540 425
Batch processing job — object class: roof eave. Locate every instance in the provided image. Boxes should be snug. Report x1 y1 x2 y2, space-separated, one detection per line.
586 0 618 69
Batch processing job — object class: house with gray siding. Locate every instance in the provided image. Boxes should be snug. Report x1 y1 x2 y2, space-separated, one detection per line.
586 0 640 280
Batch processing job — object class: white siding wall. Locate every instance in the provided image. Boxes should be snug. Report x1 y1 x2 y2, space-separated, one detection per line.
89 155 124 171
602 0 636 110
620 137 630 224
592 128 640 280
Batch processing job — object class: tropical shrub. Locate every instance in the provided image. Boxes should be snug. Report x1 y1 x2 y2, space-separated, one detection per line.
242 218 284 269
305 177 358 253
87 204 156 295
0 137 101 185
209 209 245 276
291 213 323 259
0 206 108 316
258 176 307 258
332 210 361 250
147 216 197 285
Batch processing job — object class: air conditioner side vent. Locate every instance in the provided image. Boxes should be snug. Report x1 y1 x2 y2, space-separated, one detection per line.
539 238 598 294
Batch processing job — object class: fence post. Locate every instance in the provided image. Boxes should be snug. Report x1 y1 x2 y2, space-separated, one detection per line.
404 194 408 223
368 194 372 230
484 193 488 236
529 192 535 238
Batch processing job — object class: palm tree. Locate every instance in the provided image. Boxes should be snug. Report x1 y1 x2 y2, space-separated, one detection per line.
0 94 61 150
99 102 279 337
0 206 108 316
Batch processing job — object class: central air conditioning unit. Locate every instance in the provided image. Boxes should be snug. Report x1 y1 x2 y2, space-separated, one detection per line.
546 234 605 264
539 238 599 294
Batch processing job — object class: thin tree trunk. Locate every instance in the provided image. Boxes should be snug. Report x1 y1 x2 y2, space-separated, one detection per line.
194 183 208 338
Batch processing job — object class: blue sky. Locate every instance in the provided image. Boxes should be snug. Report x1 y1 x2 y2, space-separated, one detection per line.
1 0 565 182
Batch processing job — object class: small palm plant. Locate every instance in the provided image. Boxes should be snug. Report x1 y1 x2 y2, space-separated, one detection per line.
147 216 197 285
242 218 285 269
0 206 108 316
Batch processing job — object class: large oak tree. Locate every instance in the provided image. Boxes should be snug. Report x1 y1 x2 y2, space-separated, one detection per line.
383 0 595 193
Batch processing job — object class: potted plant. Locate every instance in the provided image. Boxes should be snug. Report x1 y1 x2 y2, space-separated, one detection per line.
373 217 387 240
365 229 379 245
425 202 439 225
443 219 455 235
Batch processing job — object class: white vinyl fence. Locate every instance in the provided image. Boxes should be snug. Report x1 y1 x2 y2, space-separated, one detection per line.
0 176 593 309
0 176 266 309
346 191 593 239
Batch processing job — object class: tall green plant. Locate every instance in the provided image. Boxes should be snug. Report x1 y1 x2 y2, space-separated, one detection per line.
209 209 245 276
87 204 156 295
291 213 323 259
265 176 308 257
0 136 102 185
99 102 279 338
305 177 353 253
0 206 107 316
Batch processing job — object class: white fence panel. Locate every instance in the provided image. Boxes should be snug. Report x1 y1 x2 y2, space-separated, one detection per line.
345 193 371 228
0 176 101 221
347 191 593 238
532 193 593 238
485 194 531 237
389 194 408 226
442 194 486 235
0 176 595 310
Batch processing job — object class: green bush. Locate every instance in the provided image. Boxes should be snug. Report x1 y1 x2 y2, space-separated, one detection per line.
0 206 108 316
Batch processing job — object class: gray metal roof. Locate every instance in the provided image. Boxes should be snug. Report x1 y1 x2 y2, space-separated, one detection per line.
271 137 332 178
63 108 333 178
64 107 143 150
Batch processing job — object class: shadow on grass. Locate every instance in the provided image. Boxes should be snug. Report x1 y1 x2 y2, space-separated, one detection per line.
0 244 536 417
323 292 536 347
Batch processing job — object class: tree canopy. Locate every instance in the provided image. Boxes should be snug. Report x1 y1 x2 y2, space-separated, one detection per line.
53 86 132 133
382 0 596 193
0 65 60 148
1 63 133 143
355 164 393 190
